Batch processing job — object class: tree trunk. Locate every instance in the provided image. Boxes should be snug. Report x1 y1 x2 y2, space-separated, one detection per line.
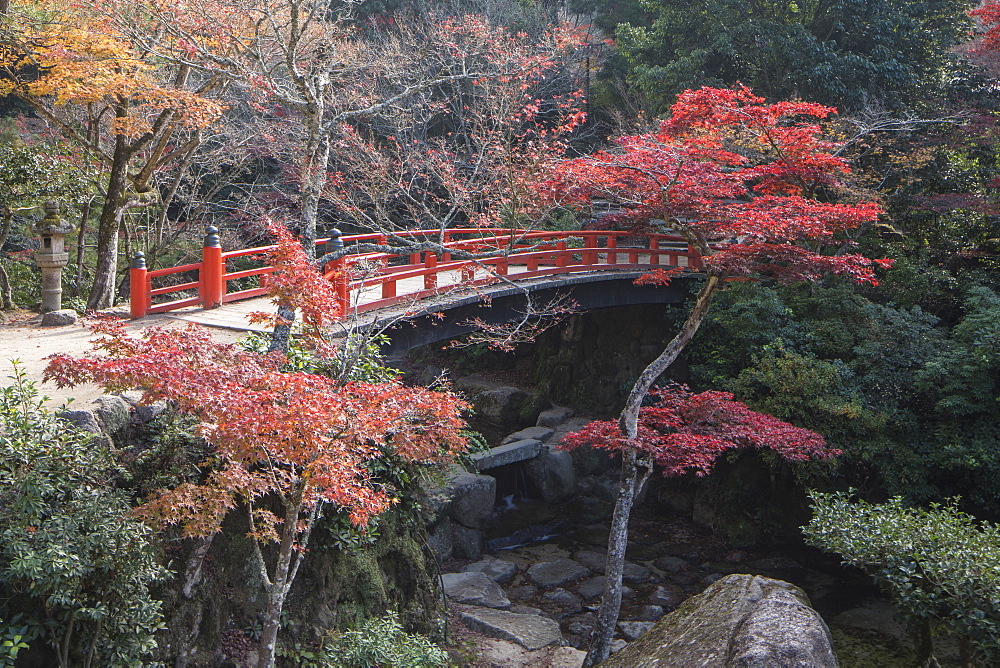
268 305 296 354
0 266 12 311
585 448 640 667
299 122 329 261
72 200 91 299
87 139 131 310
256 502 301 668
0 211 14 309
585 273 722 666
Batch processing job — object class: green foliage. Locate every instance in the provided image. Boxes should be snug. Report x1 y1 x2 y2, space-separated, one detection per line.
0 144 93 216
686 282 806 387
312 510 381 552
0 257 40 308
915 286 1000 417
0 615 35 667
125 410 212 499
731 343 880 441
804 492 1000 663
677 278 1000 514
0 366 166 667
240 332 399 382
613 0 975 113
319 614 448 668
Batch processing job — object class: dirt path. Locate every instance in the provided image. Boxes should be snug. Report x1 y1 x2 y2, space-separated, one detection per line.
0 308 258 408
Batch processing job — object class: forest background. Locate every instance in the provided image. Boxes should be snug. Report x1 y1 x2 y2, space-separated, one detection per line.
1 0 1000 665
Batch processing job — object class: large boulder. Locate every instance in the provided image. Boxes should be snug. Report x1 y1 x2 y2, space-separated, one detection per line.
602 574 838 668
438 471 496 531
524 445 577 503
456 376 546 428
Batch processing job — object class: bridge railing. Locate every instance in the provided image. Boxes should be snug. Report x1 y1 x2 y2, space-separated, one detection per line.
128 227 701 319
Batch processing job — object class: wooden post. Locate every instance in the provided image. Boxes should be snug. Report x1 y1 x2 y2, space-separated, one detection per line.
527 251 539 272
130 251 148 319
650 237 660 265
200 226 224 308
333 258 349 313
556 241 568 269
607 234 618 265
382 278 396 299
424 252 438 290
584 234 597 264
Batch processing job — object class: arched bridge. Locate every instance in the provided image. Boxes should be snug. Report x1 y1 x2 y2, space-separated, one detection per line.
130 228 702 351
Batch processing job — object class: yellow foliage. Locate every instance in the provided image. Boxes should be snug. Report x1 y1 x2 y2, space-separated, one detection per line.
1 1 224 136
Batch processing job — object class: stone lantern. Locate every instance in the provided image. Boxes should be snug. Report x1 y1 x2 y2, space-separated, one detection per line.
31 201 76 313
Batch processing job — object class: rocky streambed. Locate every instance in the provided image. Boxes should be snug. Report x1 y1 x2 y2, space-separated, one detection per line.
425 385 956 666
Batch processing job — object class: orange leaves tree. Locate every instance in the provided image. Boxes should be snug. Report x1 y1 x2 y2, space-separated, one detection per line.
92 0 586 276
542 86 889 665
0 1 226 309
323 16 585 240
44 231 468 668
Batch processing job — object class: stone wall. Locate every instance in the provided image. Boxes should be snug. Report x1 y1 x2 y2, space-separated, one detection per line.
530 305 685 416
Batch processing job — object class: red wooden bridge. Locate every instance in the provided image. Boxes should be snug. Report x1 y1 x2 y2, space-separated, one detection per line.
128 227 703 320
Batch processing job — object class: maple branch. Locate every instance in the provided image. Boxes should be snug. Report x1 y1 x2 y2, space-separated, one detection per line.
284 500 324 596
13 97 113 164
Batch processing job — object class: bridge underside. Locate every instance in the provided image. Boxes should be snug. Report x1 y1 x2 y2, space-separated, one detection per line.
374 273 695 355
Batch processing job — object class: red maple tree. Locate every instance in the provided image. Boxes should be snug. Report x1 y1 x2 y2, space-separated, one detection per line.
44 229 468 668
541 85 887 665
561 384 836 478
972 2 1000 53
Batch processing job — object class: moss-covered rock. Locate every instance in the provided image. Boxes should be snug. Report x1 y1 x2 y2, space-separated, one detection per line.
602 574 838 667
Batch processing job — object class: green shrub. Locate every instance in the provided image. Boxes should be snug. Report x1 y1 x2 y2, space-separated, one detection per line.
803 491 1000 665
0 366 166 667
319 614 448 667
0 615 34 667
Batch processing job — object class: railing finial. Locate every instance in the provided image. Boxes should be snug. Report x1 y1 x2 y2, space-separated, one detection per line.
204 225 221 248
327 228 343 252
131 251 146 270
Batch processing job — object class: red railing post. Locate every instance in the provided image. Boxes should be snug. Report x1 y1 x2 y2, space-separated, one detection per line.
584 234 597 264
607 234 618 265
382 278 397 299
200 226 224 308
690 245 702 270
332 258 349 313
442 231 451 262
650 236 660 265
556 241 568 269
129 251 148 319
424 252 438 290
461 262 475 282
527 251 539 271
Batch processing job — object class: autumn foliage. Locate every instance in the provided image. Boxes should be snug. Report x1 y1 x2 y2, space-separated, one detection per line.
43 224 469 666
46 317 467 534
561 384 837 478
972 2 1000 53
544 86 889 284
